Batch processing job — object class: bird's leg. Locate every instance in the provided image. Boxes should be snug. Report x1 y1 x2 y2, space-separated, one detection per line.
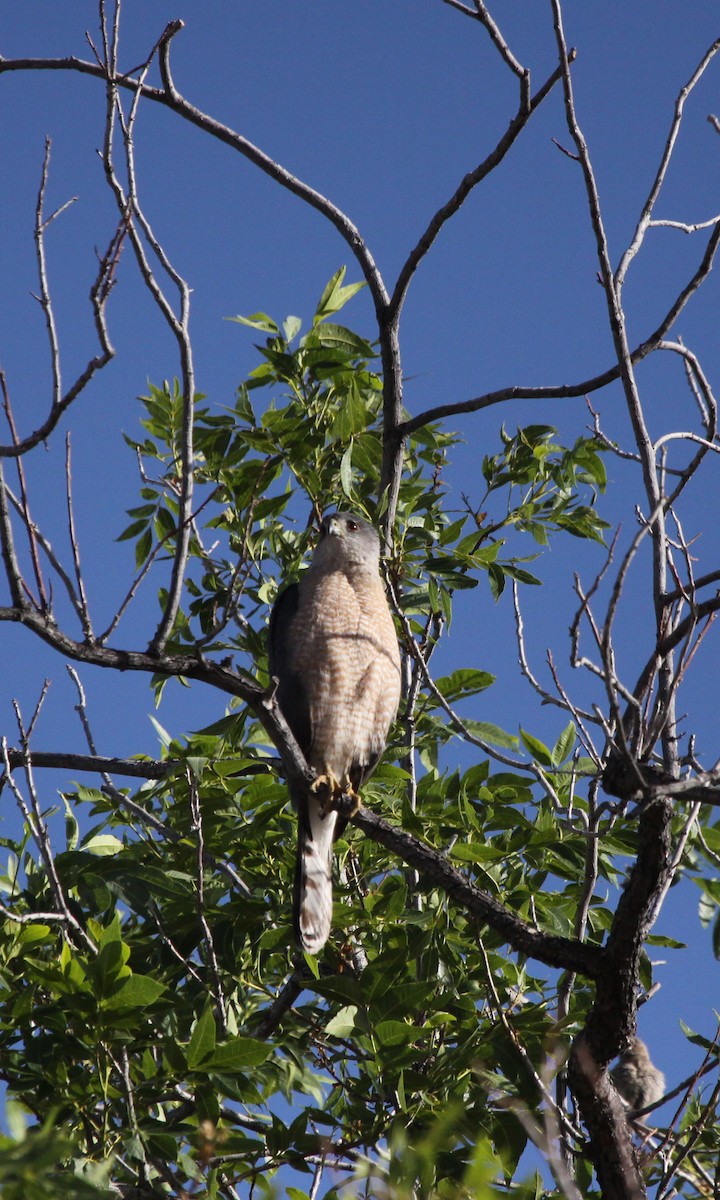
311 769 362 816
340 776 362 816
310 768 343 817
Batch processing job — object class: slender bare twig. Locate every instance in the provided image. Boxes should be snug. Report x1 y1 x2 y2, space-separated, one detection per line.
614 36 720 294
512 579 598 727
98 480 221 643
645 800 701 929
2 724 97 954
32 138 68 408
0 374 48 611
397 214 720 440
389 579 526 770
658 1073 720 1199
190 772 227 1033
0 41 391 314
556 782 601 1033
479 939 581 1148
650 215 720 233
65 435 93 640
0 463 29 608
443 0 528 91
99 40 195 654
546 652 603 769
61 664 255 897
0 175 117 461
387 56 562 325
3 482 81 622
308 1159 325 1200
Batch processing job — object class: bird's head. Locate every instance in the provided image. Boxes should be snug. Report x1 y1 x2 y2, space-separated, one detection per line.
313 511 381 570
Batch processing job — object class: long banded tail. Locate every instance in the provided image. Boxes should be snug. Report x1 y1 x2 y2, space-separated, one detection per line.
294 795 337 953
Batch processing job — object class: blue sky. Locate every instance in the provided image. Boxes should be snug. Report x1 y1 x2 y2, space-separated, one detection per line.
1 0 720 1151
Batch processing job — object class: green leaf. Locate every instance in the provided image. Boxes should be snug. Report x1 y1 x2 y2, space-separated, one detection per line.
324 1005 359 1037
551 721 576 766
463 720 518 750
116 517 150 543
282 315 302 342
101 974 166 1010
5 1100 28 1142
310 323 374 357
340 442 354 497
520 728 553 767
434 669 495 702
135 526 153 567
203 1037 272 1071
314 266 366 324
82 834 124 857
187 1006 217 1069
374 1020 416 1047
149 715 173 748
227 312 280 333
94 937 130 993
488 562 505 600
450 843 507 865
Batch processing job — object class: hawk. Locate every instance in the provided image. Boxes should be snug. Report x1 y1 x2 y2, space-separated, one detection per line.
269 512 401 953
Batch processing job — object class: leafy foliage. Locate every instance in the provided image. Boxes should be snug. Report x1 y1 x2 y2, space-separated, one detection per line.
5 274 704 1198
2 6 720 1189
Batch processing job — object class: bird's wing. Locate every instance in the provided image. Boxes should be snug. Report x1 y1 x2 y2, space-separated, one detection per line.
268 582 311 756
269 582 336 952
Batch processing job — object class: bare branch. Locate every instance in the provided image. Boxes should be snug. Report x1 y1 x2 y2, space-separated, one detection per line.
387 58 565 326
397 219 720 439
513 579 598 726
99 50 195 654
0 43 391 313
1 725 97 955
649 214 720 233
615 36 720 294
0 374 49 611
65 435 93 640
386 574 527 771
3 481 87 626
0 462 29 609
32 138 66 408
0 747 177 782
443 0 529 93
0 194 118 460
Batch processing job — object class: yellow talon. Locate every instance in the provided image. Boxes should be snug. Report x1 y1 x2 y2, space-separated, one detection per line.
311 770 362 816
342 783 362 816
311 769 342 815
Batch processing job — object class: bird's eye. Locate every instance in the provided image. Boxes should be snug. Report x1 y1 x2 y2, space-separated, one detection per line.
347 519 358 532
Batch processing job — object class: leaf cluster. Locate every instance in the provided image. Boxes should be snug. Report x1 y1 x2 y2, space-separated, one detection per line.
3 277 712 1197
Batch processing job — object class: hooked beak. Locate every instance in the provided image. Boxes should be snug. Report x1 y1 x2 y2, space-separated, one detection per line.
323 515 343 539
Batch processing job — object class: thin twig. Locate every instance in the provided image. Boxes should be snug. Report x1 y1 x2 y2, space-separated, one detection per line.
190 771 228 1033
4 482 81 621
32 139 65 408
614 36 720 294
100 47 196 654
65 434 93 640
2 726 97 954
